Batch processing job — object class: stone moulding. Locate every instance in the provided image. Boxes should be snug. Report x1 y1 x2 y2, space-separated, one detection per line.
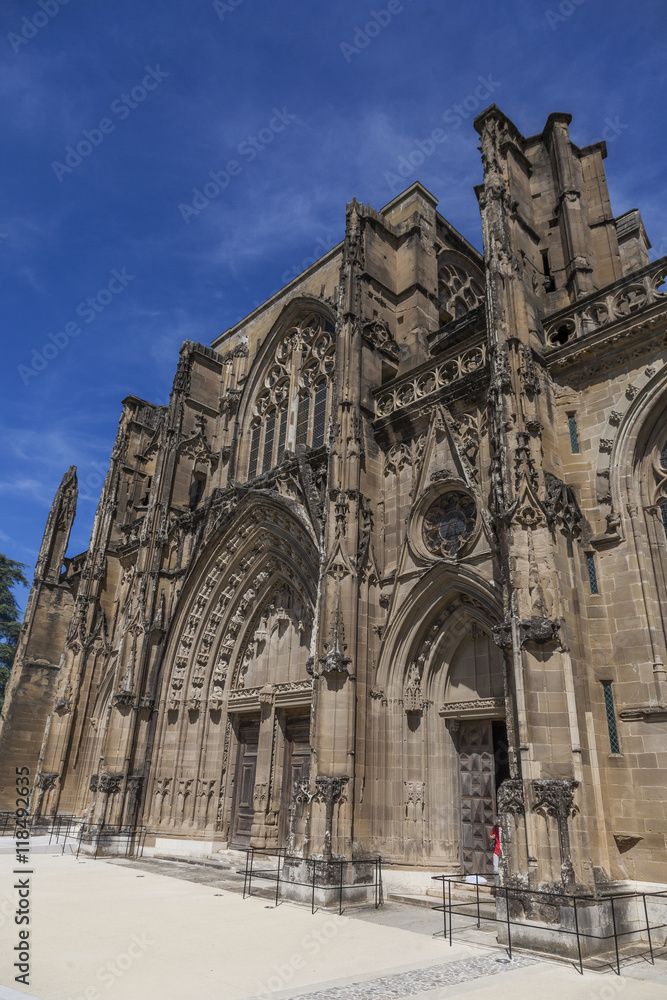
544 258 667 352
439 696 505 719
373 341 487 418
228 679 312 711
618 703 667 722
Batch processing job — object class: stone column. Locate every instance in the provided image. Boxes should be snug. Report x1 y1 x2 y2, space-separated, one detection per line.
250 685 276 847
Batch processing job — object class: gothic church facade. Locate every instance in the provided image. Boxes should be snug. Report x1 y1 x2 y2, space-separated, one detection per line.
2 105 666 893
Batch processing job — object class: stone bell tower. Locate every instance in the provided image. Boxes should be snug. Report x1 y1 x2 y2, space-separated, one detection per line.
473 106 620 890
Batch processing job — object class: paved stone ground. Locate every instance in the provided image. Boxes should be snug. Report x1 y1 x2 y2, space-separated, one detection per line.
1 852 665 1000
286 953 537 999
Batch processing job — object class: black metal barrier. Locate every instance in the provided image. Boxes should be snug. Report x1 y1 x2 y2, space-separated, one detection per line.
0 812 76 843
432 875 667 975
241 847 383 914
0 814 146 859
71 823 148 859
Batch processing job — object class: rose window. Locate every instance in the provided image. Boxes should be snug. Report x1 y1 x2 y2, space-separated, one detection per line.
422 492 476 557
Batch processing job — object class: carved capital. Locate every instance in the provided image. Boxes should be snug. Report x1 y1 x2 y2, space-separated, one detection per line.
37 771 59 792
532 778 578 819
312 775 348 805
497 779 524 815
99 772 124 795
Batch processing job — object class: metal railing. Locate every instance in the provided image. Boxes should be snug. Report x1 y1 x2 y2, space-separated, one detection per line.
241 847 383 914
432 875 667 975
70 823 148 859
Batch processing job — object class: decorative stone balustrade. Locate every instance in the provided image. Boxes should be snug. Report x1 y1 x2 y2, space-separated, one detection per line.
544 258 667 350
374 343 487 418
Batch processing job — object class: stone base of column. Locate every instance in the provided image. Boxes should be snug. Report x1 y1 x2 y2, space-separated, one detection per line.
280 856 380 909
495 890 653 960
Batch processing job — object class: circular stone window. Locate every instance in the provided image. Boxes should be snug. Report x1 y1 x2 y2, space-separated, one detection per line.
422 492 476 558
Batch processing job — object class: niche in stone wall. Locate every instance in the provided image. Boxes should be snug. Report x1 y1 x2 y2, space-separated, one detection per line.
444 625 504 703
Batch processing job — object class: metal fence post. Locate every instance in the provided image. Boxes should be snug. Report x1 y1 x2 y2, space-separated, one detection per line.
642 894 655 965
505 887 512 960
311 861 316 914
610 896 620 975
573 896 583 975
448 879 452 946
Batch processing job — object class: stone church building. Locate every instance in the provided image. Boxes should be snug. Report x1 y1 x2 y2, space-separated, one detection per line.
2 105 666 897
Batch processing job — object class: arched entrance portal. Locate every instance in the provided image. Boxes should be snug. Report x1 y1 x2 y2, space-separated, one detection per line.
148 497 318 851
441 624 509 875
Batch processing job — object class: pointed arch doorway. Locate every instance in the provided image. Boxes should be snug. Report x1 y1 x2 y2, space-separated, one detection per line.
439 619 510 875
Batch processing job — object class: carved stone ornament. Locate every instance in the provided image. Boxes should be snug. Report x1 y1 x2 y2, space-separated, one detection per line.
361 318 400 362
259 684 276 706
293 777 313 805
493 616 560 648
36 771 59 792
312 775 348 804
497 779 525 815
403 663 424 715
89 774 99 793
112 689 135 708
543 472 583 537
532 779 577 819
99 772 124 795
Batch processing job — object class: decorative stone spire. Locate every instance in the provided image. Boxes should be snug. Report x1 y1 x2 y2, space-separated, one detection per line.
35 466 77 584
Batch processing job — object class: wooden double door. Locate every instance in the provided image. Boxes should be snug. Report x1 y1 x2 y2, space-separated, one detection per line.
231 712 310 849
458 719 509 875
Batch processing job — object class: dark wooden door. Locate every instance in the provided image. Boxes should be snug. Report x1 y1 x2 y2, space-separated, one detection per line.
458 720 495 875
231 717 260 848
278 713 310 847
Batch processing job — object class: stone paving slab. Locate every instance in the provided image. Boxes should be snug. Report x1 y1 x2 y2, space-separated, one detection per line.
286 953 537 999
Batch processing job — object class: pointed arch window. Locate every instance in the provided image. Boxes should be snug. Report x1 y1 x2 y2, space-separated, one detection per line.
312 379 328 449
248 423 261 479
246 314 335 480
262 409 276 473
276 406 288 461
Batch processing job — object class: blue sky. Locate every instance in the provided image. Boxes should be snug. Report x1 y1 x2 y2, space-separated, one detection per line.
2 0 666 610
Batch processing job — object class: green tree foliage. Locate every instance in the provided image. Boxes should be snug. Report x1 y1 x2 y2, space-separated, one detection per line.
0 554 29 711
